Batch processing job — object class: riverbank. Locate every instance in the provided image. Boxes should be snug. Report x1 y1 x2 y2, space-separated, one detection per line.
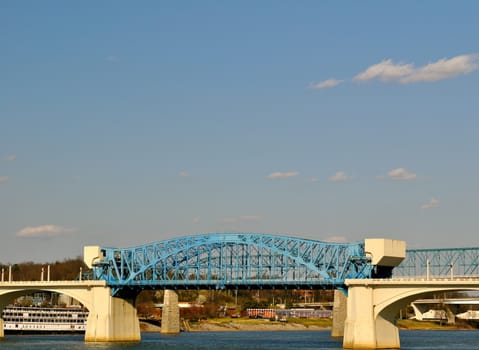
141 318 478 333
187 318 332 332
139 318 332 332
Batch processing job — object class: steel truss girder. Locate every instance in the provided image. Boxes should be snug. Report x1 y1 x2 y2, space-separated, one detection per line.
92 233 372 295
394 247 479 278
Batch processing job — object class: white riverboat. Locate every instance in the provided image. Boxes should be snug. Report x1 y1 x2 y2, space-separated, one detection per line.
2 306 88 333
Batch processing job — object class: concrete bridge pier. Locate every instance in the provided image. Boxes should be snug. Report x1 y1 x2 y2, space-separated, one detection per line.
85 289 141 342
343 285 400 349
161 289 180 334
331 289 347 337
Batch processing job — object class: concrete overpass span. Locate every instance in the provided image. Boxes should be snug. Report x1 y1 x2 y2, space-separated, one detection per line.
0 281 140 342
343 277 479 349
411 297 479 322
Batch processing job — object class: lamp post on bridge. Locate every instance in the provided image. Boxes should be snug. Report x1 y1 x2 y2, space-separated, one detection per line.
426 259 430 280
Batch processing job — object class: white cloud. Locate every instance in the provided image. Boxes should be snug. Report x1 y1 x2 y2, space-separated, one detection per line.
178 171 190 177
354 54 479 84
308 177 320 183
421 198 440 209
266 171 299 180
387 168 417 180
354 59 413 82
193 217 201 224
16 225 75 238
329 171 352 182
7 154 16 161
310 79 343 89
403 55 479 83
0 176 8 183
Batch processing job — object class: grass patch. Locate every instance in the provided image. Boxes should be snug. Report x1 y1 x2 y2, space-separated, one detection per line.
397 319 475 330
286 318 332 327
198 317 332 328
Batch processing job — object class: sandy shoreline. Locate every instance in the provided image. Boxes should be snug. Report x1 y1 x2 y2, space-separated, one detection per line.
140 319 477 333
187 321 329 332
140 320 330 332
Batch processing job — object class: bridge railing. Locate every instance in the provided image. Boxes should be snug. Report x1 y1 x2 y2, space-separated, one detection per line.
394 247 479 278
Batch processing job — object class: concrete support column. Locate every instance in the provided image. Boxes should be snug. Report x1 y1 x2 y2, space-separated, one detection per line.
85 289 141 342
445 305 455 325
343 285 400 349
161 290 180 334
0 303 5 339
0 318 4 339
331 289 347 337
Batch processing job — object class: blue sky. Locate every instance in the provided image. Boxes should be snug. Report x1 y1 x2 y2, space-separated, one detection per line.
1 1 478 263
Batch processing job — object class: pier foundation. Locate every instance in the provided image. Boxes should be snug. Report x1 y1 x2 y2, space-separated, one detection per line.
343 284 400 349
85 290 141 342
161 290 180 334
331 289 347 337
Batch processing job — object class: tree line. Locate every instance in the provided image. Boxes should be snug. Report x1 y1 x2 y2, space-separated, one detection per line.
0 258 87 281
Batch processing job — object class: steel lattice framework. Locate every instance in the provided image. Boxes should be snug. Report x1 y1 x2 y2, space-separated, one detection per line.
91 233 373 296
394 247 479 278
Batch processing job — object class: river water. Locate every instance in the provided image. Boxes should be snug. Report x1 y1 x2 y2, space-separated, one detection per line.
0 330 478 349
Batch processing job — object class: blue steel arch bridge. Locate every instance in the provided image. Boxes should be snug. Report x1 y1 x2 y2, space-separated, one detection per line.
88 233 479 296
90 233 374 296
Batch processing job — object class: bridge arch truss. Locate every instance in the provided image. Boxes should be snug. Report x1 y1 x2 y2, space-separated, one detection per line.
91 233 373 295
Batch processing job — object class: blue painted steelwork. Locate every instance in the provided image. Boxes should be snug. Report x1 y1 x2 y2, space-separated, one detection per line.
91 233 373 295
394 247 479 277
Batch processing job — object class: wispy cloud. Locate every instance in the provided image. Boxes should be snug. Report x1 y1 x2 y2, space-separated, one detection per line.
354 54 479 84
178 171 190 177
221 216 262 224
16 225 75 238
386 168 417 180
193 217 201 224
421 198 440 209
329 171 352 182
7 154 16 161
308 177 320 183
266 171 299 180
309 79 343 89
0 176 8 184
354 59 413 83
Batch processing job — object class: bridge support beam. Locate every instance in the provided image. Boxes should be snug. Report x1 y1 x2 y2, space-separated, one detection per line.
331 289 347 337
161 290 180 334
445 305 456 325
343 285 400 349
85 290 141 342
